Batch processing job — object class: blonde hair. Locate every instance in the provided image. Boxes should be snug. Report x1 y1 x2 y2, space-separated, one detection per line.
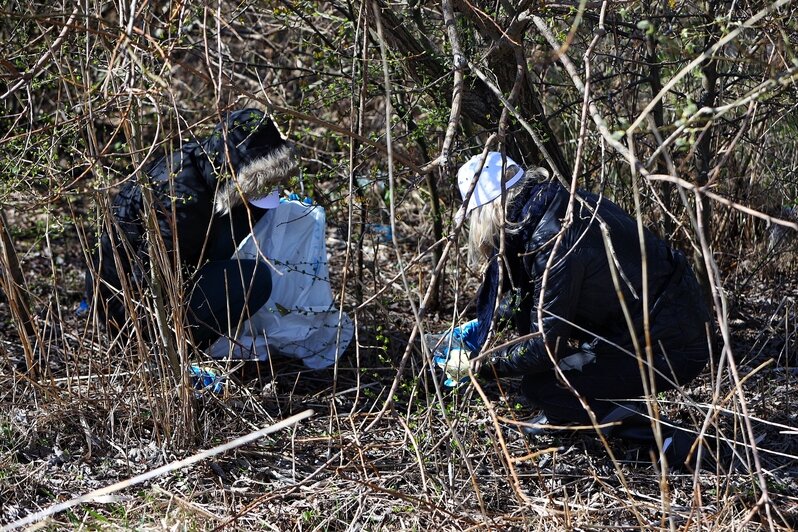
466 184 525 267
465 166 549 267
467 198 503 266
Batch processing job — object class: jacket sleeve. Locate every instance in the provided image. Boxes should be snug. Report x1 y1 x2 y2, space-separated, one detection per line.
493 288 537 335
147 147 216 270
487 248 585 376
89 179 150 328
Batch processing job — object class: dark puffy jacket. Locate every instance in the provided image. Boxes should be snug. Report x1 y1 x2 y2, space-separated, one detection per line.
477 180 712 376
87 108 296 328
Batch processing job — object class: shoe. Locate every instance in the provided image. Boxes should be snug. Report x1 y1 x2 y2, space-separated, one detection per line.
599 403 659 441
598 403 733 471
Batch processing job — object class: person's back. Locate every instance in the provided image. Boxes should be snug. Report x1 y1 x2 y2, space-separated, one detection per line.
86 108 296 338
513 185 708 355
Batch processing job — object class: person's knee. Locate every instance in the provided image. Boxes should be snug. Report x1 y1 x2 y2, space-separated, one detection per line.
187 259 272 344
522 373 586 423
520 372 549 405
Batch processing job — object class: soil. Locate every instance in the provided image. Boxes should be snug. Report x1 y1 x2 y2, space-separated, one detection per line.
1 199 796 530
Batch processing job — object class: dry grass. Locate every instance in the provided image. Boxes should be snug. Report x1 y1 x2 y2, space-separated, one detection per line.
2 1 798 530
1 193 797 530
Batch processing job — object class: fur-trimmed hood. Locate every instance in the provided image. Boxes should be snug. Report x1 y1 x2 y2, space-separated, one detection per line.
213 141 297 213
196 108 297 214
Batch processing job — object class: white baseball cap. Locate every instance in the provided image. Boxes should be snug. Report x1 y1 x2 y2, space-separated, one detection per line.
248 189 280 209
456 152 525 222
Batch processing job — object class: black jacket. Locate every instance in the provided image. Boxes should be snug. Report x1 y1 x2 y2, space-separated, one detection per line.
87 109 296 328
478 180 712 377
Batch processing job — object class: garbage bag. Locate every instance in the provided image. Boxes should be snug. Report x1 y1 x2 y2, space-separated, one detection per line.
207 199 354 369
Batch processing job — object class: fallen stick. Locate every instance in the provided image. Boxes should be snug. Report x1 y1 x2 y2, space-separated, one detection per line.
2 409 315 531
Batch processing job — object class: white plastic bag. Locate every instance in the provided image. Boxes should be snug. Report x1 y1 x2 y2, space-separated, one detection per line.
207 199 354 369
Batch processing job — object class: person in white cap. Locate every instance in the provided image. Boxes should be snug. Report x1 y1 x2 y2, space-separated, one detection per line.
453 151 721 470
86 108 296 347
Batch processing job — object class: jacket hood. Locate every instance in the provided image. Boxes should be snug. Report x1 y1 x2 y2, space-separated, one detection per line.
201 108 297 214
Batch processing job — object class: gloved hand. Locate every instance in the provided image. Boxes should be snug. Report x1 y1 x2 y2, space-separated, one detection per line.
287 192 313 205
434 345 471 387
451 319 480 351
76 299 89 316
427 319 480 387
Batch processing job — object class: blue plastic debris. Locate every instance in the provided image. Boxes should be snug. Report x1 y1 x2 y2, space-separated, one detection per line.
366 223 392 243
76 299 89 316
188 364 224 395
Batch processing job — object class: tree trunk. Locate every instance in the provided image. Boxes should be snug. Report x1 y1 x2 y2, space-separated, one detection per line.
371 1 570 178
693 0 720 310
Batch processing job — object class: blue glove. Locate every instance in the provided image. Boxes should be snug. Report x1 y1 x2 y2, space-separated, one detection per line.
188 364 224 395
452 319 480 351
76 299 89 316
428 332 462 388
284 192 313 205
442 376 463 388
429 321 479 388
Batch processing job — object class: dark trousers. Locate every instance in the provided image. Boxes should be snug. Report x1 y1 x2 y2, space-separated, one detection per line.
186 259 271 347
521 344 709 424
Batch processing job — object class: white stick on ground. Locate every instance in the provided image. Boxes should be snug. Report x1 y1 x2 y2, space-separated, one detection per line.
1 409 315 532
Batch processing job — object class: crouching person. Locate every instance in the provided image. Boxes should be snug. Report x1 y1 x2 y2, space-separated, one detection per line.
86 108 296 348
454 151 719 470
